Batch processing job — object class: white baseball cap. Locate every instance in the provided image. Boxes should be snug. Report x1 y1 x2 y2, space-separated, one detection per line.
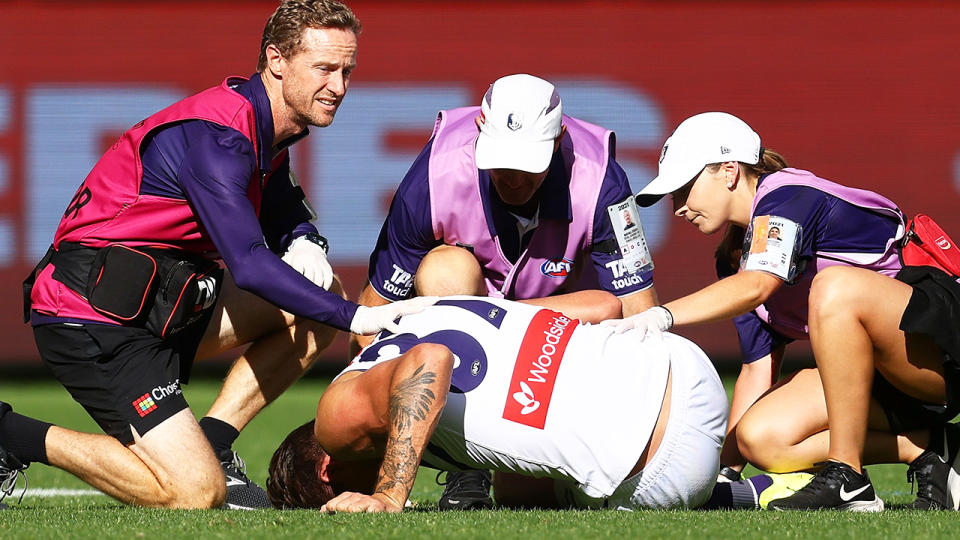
475 74 563 173
635 112 761 207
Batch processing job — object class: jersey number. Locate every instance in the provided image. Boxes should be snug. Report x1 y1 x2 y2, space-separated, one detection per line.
357 329 488 393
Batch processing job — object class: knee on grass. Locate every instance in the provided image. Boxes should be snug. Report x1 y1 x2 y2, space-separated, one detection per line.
150 470 227 509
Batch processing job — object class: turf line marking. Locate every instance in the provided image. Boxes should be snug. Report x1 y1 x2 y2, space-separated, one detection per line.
23 488 106 497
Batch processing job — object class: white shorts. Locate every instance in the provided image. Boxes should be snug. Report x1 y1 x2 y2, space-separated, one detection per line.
606 336 728 510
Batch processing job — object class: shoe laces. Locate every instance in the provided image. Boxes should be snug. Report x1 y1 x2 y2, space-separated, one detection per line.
0 465 27 505
805 461 852 491
222 451 252 485
436 470 492 492
907 460 920 494
228 451 246 473
906 452 935 497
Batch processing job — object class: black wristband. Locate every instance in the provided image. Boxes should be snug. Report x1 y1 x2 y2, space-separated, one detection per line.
659 306 674 329
718 465 742 482
301 232 329 254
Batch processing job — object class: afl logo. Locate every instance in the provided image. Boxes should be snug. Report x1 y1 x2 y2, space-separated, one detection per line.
540 257 573 278
507 112 523 131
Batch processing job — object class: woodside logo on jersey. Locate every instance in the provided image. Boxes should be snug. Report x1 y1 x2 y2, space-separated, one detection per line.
502 309 578 429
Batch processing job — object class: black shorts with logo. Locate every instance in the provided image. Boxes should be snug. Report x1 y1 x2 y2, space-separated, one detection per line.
33 319 210 445
874 266 960 433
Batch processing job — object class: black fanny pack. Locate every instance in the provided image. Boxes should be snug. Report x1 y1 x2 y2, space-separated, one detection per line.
24 242 222 339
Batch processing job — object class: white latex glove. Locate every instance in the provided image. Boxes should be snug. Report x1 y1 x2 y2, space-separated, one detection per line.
600 306 674 339
349 296 439 335
282 234 334 290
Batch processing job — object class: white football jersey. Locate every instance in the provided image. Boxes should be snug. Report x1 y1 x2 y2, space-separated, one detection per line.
339 296 677 498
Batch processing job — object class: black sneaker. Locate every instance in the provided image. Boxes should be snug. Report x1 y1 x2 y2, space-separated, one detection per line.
906 423 960 510
0 404 28 507
767 461 884 512
437 470 493 510
220 451 272 510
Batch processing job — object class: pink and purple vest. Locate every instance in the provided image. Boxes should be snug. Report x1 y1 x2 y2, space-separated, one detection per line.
750 169 905 339
427 107 611 299
31 77 281 321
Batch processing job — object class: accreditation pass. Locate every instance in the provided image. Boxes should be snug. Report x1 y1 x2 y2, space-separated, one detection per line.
741 215 802 281
607 196 654 274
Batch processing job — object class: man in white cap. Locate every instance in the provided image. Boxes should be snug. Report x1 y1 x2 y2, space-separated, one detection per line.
352 74 661 509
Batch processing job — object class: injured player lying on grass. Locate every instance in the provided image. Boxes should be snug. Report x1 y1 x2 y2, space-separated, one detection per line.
265 292 729 512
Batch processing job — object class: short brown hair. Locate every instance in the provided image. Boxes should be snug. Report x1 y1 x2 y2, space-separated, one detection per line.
258 0 362 72
266 419 335 509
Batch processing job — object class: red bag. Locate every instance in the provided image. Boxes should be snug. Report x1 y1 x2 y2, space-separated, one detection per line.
900 213 960 277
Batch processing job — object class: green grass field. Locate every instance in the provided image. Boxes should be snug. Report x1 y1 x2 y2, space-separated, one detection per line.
1 374 959 539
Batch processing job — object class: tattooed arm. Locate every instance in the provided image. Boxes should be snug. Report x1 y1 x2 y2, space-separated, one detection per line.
319 343 453 513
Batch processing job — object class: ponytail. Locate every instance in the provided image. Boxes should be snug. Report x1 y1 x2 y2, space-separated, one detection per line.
742 148 788 177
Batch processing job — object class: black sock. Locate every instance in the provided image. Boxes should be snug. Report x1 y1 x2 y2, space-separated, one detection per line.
199 416 239 461
927 425 946 457
700 482 735 509
700 475 771 509
0 410 53 466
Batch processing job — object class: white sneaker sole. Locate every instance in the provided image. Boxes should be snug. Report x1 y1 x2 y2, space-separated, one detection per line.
946 426 960 510
840 497 885 512
224 502 258 511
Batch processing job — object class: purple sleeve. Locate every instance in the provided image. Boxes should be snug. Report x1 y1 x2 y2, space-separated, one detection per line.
754 183 899 258
258 155 318 252
590 158 654 295
367 141 440 301
732 311 792 363
177 124 357 330
752 184 829 259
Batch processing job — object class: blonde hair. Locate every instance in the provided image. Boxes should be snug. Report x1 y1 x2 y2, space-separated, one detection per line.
257 0 362 72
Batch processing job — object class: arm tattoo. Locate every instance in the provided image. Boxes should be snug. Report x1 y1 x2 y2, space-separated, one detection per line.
387 364 436 432
374 364 439 502
375 435 418 496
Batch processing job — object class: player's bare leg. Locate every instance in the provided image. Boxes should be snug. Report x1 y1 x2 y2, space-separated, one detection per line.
192 270 343 508
719 348 784 479
737 368 927 472
808 266 944 472
198 272 344 430
767 266 947 511
44 409 224 508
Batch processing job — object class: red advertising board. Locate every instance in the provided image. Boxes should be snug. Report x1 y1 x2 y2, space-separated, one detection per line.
2 1 958 366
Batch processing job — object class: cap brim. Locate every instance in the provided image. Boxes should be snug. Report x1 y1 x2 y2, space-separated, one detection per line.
635 192 666 208
475 133 554 173
633 173 680 207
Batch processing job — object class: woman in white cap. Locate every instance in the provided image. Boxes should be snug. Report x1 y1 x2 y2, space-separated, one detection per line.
605 112 960 511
